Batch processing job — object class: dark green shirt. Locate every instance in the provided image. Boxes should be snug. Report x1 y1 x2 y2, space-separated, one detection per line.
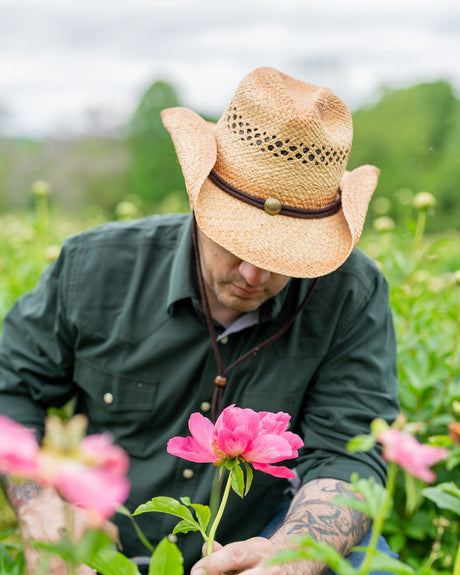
0 213 399 570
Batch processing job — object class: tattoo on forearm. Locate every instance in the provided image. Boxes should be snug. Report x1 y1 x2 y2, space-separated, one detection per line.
1 478 42 510
281 480 371 550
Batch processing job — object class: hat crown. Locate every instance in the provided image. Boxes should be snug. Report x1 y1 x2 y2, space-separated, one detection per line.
214 67 352 209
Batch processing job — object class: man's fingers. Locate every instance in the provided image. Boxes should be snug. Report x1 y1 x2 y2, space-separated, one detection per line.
192 537 275 575
201 540 224 556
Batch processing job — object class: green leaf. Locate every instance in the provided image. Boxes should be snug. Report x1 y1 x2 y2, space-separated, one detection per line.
404 472 425 515
423 482 460 516
230 460 245 498
347 433 376 453
86 548 141 575
116 504 133 517
333 494 370 515
334 476 389 521
31 540 76 566
353 547 416 575
74 529 114 561
171 518 200 535
0 528 16 542
133 496 196 524
148 537 183 575
267 535 356 575
244 462 253 496
180 497 211 532
0 543 13 569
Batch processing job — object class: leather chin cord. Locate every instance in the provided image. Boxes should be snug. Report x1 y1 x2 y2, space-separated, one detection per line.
192 217 319 422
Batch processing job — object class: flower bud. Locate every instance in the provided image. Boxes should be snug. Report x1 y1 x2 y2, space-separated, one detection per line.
448 422 460 445
413 191 436 210
31 180 51 197
373 216 395 233
44 245 61 262
115 201 139 220
370 418 389 436
372 197 391 215
452 400 460 415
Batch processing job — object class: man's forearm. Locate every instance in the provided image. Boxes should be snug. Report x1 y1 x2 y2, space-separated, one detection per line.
1 476 42 512
270 478 371 575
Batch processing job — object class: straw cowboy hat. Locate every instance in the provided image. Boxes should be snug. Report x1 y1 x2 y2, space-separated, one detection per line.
161 67 379 278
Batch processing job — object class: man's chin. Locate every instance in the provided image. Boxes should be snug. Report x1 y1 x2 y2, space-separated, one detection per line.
219 293 265 314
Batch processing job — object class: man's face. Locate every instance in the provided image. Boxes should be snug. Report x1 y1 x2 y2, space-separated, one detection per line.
197 227 291 324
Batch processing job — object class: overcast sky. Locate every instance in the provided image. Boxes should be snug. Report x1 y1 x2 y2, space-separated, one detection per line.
0 0 459 137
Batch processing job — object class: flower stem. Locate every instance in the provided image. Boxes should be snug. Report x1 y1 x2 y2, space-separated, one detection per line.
454 541 460 575
359 462 398 575
63 500 78 575
206 470 233 556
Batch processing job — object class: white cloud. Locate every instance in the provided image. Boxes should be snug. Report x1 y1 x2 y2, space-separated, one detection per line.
0 0 459 136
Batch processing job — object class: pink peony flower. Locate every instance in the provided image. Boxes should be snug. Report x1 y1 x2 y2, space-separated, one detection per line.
377 428 449 483
0 415 40 478
0 414 130 520
56 462 130 520
167 405 303 478
80 434 129 475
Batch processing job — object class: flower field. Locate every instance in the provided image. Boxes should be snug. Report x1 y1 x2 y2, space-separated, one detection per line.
0 185 459 573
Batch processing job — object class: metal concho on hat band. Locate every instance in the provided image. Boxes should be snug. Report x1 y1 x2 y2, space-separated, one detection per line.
208 169 342 218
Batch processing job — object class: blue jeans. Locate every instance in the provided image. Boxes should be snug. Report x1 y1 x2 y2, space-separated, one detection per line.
259 503 398 575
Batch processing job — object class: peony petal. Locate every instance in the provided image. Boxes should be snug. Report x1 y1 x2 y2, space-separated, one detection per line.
252 462 295 478
378 429 448 483
216 429 252 457
258 412 290 434
167 436 218 463
244 434 296 463
216 406 260 437
281 431 304 451
188 412 216 455
0 416 40 478
57 464 130 519
80 434 129 475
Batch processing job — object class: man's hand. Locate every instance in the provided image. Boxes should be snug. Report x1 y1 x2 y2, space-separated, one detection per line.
190 537 283 575
7 481 117 575
190 478 370 575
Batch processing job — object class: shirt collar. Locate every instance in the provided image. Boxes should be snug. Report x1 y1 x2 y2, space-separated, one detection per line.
166 213 197 312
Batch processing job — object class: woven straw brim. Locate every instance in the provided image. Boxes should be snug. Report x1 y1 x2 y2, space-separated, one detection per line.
162 106 379 278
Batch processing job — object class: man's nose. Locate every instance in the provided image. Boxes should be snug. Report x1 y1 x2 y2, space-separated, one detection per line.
238 261 271 286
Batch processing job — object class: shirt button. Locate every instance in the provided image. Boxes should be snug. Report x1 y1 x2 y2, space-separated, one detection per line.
200 401 211 412
183 468 194 479
103 392 114 404
220 336 229 344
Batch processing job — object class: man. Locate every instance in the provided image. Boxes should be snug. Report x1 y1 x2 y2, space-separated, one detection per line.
0 67 399 574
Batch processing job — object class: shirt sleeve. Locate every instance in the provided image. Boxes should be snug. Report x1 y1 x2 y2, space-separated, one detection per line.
295 266 400 486
0 240 76 438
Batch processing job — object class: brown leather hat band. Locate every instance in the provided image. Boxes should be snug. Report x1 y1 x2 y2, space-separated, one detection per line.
208 169 342 219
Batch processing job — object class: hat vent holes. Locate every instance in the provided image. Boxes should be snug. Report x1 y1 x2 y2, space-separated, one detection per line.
226 109 348 167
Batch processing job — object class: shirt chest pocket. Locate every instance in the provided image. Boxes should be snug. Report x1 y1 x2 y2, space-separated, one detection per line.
73 359 159 458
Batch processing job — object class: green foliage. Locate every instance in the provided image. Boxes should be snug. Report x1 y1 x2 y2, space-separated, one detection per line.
133 496 210 538
360 202 460 572
0 528 25 575
2 78 460 228
349 80 460 232
127 80 188 211
423 482 460 516
147 537 183 575
1 158 459 571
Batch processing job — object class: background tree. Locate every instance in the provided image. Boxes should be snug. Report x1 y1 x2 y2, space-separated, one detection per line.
348 81 460 232
127 80 187 211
